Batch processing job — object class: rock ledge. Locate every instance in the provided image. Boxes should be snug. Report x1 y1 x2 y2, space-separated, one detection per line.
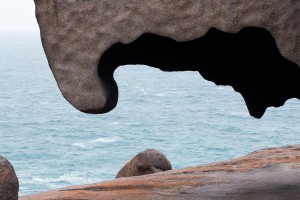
20 145 300 200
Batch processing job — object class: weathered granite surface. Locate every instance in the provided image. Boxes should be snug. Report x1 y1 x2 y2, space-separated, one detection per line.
116 148 172 178
0 155 19 200
34 0 300 117
20 145 300 200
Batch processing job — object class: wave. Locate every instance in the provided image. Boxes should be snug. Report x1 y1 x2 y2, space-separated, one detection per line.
71 142 86 148
89 136 119 143
32 174 84 185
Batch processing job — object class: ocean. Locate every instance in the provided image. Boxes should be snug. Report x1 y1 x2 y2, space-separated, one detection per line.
1 32 300 196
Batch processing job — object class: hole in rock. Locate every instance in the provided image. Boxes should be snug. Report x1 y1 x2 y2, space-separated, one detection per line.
98 27 300 118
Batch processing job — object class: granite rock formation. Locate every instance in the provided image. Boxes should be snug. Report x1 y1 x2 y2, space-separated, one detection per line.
116 149 172 178
20 144 300 200
0 155 19 200
34 0 300 118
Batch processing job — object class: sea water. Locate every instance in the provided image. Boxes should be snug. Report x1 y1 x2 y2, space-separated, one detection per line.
1 32 300 196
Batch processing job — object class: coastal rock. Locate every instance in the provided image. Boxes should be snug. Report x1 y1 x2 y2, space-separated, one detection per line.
0 155 19 200
116 149 172 178
20 144 300 200
34 0 300 118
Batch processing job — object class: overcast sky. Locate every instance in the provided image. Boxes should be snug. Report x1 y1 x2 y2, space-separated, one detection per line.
0 0 38 31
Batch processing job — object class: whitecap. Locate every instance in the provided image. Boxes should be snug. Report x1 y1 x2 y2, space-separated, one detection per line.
71 142 86 148
58 174 84 184
134 86 148 94
32 174 84 186
31 177 60 188
32 177 50 183
154 93 165 97
39 101 50 105
89 136 119 143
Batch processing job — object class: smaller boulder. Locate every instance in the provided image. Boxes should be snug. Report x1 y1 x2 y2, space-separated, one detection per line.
116 149 172 178
0 155 19 200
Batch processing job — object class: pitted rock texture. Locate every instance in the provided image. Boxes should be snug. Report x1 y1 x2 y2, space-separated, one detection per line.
0 156 19 200
34 0 300 117
116 149 172 178
20 145 300 200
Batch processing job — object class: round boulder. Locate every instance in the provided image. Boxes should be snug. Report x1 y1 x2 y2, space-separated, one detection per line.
0 155 19 200
116 149 172 178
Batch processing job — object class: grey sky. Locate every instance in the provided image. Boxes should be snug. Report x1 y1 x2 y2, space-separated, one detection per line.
0 0 38 31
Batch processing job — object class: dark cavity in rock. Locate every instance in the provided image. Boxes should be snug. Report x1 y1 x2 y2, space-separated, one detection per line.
98 27 300 118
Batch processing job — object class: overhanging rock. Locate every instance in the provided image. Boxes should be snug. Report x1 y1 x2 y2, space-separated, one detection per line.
34 0 300 118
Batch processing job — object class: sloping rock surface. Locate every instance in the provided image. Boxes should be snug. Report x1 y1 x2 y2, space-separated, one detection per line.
34 1 300 117
0 155 19 200
20 145 300 200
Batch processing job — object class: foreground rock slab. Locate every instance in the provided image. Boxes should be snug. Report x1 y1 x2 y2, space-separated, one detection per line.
21 145 300 200
116 148 172 178
0 155 19 200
